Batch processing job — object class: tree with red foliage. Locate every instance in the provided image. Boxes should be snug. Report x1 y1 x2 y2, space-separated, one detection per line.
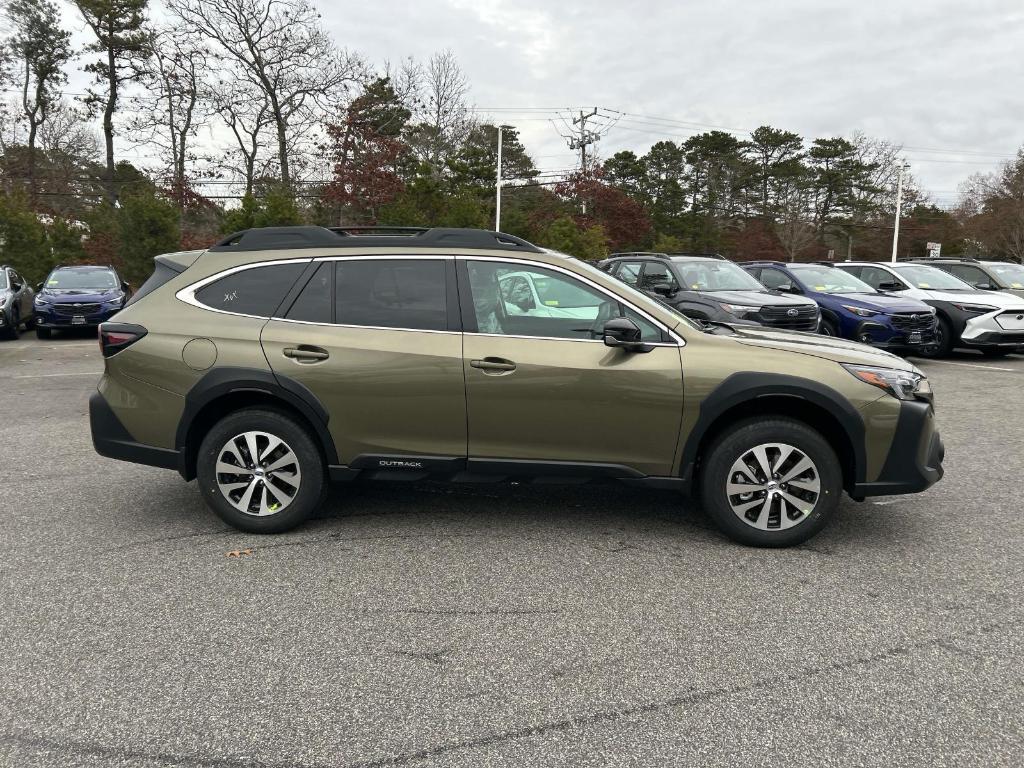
322 78 413 225
553 169 652 252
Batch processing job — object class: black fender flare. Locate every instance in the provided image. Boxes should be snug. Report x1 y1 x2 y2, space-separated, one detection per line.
678 372 867 488
175 367 339 476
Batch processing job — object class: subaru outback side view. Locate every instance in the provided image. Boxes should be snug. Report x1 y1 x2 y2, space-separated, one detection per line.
599 253 821 331
34 265 131 339
743 262 938 353
89 227 944 547
835 261 1024 357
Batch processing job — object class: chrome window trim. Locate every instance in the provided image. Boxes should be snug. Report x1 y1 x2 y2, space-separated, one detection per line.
176 253 684 345
269 317 459 336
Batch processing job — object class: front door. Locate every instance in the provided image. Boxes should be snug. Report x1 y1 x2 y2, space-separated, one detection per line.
261 256 466 465
460 259 684 477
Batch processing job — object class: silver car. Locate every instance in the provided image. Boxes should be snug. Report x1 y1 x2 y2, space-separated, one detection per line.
0 266 35 340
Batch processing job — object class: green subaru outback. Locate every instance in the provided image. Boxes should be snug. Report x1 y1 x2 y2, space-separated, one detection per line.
90 227 943 546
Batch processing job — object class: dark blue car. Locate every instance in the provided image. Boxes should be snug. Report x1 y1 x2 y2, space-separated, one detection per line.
742 261 938 352
34 265 130 339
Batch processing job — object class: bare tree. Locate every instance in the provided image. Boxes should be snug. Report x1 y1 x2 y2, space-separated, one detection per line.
74 0 150 204
959 152 1024 263
166 0 363 188
131 27 208 203
774 182 817 261
403 50 474 170
2 0 73 195
208 76 275 197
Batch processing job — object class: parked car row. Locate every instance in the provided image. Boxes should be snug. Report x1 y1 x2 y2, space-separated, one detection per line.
0 264 131 340
597 253 1024 358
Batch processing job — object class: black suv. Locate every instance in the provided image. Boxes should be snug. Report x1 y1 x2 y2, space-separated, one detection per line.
599 252 821 331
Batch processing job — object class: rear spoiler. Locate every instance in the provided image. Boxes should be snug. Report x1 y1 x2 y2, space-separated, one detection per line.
156 250 204 274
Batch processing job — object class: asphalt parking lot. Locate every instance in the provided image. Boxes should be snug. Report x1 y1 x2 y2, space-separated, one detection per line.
1 334 1021 767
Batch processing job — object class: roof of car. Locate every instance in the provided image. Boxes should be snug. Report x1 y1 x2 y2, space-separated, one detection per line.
53 265 116 271
210 226 544 254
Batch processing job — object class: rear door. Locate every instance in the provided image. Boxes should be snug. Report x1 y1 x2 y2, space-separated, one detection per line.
459 258 684 477
260 256 467 466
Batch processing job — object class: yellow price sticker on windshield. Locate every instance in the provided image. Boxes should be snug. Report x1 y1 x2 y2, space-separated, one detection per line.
692 284 700 289
48 279 59 285
919 283 930 288
814 286 826 290
544 300 559 306
1012 282 1023 288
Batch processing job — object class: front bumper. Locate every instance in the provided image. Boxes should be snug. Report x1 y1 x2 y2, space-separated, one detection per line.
853 399 944 497
35 305 122 328
855 320 937 351
960 310 1024 348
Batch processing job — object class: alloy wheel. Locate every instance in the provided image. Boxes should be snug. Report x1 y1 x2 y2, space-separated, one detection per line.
215 431 302 516
725 442 821 530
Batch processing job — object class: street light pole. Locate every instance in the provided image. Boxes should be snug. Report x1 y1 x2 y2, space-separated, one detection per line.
890 163 909 263
495 125 512 231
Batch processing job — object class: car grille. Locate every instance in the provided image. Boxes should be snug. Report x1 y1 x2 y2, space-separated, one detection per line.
53 303 102 316
890 312 936 332
758 305 819 331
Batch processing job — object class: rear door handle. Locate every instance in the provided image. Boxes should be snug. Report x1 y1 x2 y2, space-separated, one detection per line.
470 357 517 372
283 346 329 362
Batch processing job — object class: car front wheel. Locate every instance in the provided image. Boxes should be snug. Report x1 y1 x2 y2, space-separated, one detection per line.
197 408 326 534
700 417 842 547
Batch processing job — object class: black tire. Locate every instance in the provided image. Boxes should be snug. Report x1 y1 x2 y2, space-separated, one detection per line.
919 316 953 358
820 318 838 337
196 408 326 534
25 313 36 330
699 417 843 547
35 326 52 340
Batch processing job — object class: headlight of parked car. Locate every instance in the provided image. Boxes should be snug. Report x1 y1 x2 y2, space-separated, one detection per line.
842 364 930 401
951 303 997 314
718 302 761 318
103 292 126 306
34 296 50 307
841 304 877 318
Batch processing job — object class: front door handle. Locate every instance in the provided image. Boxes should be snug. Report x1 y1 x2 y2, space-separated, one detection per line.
283 346 329 362
470 357 517 372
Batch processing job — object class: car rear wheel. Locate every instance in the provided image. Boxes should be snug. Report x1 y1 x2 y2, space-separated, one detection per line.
197 408 326 534
699 418 842 547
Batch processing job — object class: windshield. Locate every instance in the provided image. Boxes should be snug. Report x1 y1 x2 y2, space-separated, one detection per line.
569 256 701 330
672 260 767 291
0 272 7 290
986 262 1024 288
45 269 118 291
891 264 973 290
790 266 875 294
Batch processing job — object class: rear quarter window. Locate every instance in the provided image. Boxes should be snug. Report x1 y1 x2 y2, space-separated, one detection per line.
194 263 306 317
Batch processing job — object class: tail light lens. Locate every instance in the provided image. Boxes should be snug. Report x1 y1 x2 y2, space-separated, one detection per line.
99 323 148 357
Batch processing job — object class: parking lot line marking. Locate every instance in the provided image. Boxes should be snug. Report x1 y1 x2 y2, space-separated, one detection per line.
11 371 99 379
919 360 1016 372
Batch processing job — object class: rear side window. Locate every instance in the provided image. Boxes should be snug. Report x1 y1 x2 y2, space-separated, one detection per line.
284 262 333 323
335 259 447 331
194 263 306 317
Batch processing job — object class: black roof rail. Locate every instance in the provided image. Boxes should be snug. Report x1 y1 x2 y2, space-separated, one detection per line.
665 252 726 260
608 251 671 260
809 260 837 267
210 226 544 253
741 260 786 266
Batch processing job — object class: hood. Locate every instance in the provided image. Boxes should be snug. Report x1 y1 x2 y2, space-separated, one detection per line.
916 288 1024 310
726 324 916 371
829 292 930 312
690 289 817 307
38 288 122 303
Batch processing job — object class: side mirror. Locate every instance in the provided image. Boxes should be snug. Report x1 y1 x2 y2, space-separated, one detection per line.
36 282 44 292
121 280 131 293
649 282 676 297
878 281 904 292
778 284 800 294
603 317 651 353
12 282 22 291
976 282 997 290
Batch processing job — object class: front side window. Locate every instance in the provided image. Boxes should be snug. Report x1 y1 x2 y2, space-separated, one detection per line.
758 268 795 292
335 259 447 331
194 263 306 316
987 262 1024 288
467 261 662 342
944 264 988 287
640 262 680 291
854 266 903 290
890 264 973 291
615 261 643 286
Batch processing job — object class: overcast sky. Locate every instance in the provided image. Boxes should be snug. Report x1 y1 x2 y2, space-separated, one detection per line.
57 0 1024 207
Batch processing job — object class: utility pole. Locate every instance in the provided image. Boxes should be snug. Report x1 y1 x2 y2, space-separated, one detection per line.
569 108 600 173
890 162 909 263
495 125 506 231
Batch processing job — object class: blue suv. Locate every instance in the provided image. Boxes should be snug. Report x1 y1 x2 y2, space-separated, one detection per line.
34 265 130 339
742 261 938 352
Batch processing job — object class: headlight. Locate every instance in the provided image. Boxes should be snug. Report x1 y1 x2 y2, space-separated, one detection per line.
842 304 877 318
0 295 7 308
843 364 930 401
34 296 50 306
951 303 996 314
103 292 125 305
719 302 761 318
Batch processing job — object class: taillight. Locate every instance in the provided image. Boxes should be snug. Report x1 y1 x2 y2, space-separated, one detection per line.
99 323 148 357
